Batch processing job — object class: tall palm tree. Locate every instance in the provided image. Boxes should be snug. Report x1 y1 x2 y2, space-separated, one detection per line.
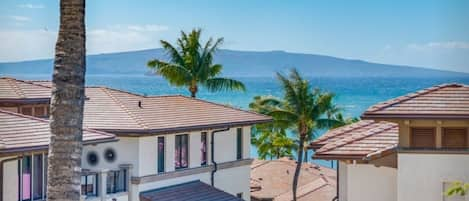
47 0 86 200
147 28 245 98
256 69 339 201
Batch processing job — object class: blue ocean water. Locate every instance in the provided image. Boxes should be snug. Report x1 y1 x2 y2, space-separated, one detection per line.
8 74 469 168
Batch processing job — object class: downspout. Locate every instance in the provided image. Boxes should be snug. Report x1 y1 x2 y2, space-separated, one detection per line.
1 156 21 201
210 127 230 187
332 160 339 201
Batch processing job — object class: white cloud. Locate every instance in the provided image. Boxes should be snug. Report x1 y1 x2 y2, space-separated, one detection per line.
9 15 31 22
127 24 169 32
18 4 45 9
0 24 169 61
408 41 469 51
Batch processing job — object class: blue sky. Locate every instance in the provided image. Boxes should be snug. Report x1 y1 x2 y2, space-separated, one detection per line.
1 0 469 72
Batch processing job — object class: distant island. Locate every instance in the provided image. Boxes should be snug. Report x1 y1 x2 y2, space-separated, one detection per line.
1 49 468 78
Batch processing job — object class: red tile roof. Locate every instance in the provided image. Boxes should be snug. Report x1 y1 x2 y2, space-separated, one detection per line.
0 77 51 100
140 180 243 201
250 158 336 201
362 83 469 119
311 120 398 160
0 78 271 135
0 109 116 155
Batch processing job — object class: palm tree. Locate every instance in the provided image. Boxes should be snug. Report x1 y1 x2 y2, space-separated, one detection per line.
47 0 86 201
147 28 245 98
256 69 339 201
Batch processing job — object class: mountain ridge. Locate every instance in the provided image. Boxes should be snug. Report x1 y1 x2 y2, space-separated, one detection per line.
1 48 468 78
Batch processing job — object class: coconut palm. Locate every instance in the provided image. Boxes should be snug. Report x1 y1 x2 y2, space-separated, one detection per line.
46 0 86 201
256 69 339 201
147 28 245 98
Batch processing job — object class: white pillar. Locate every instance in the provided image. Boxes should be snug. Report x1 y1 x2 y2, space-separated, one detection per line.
119 164 133 201
99 169 109 201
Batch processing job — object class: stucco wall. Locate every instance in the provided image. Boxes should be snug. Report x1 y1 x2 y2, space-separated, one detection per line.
398 153 469 201
82 137 140 175
134 165 251 200
339 161 397 201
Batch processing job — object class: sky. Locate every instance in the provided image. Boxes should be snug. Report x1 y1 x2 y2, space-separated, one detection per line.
0 0 469 73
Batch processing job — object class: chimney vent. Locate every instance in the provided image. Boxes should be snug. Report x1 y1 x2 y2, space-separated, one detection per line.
138 101 142 108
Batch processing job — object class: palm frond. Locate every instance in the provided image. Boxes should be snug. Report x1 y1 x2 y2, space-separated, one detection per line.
147 60 192 86
205 77 246 92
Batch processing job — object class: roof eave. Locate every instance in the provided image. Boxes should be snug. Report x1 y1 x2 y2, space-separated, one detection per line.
362 113 469 120
99 119 273 136
0 137 118 157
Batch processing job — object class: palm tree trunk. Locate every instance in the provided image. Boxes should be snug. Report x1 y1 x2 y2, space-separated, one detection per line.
189 81 198 98
292 135 305 201
47 0 86 201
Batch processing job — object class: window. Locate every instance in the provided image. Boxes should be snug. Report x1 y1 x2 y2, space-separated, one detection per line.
21 107 32 116
33 107 46 118
18 153 47 201
201 132 207 166
106 169 127 194
410 127 436 148
175 134 189 169
157 136 165 173
236 128 243 160
443 128 467 149
81 173 98 197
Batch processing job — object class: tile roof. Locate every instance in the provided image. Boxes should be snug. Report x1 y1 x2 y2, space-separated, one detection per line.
311 120 398 160
0 109 116 155
139 180 242 201
250 158 336 201
362 83 469 119
0 77 271 135
0 77 51 100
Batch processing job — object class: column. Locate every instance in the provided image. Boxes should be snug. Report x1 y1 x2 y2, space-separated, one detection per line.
99 169 109 201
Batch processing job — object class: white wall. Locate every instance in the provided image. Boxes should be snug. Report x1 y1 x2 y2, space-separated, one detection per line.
1 156 19 201
82 137 140 175
339 161 397 201
398 153 469 201
134 165 251 201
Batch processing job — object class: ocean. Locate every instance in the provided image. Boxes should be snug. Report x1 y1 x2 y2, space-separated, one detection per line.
7 74 469 168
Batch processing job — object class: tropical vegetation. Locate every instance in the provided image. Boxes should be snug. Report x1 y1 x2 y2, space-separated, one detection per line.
147 28 245 98
249 68 356 201
47 0 87 200
446 181 469 197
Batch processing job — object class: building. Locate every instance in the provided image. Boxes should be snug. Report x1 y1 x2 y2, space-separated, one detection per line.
0 77 272 201
250 158 336 201
310 83 469 201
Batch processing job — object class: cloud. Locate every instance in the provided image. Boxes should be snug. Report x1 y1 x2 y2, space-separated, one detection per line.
127 25 169 32
408 41 469 51
0 24 169 61
18 4 45 9
9 15 31 22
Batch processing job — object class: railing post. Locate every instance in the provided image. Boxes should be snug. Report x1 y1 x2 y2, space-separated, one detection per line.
99 169 109 201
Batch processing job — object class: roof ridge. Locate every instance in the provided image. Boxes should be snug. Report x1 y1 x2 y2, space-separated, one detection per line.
317 121 397 154
6 78 26 98
365 83 464 113
312 120 375 145
178 96 272 120
101 87 149 130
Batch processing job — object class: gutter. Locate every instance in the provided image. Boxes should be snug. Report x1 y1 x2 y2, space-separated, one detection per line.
0 156 21 201
210 127 230 187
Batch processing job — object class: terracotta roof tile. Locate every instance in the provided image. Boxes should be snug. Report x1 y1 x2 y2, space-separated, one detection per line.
250 158 336 201
0 77 51 99
311 120 398 160
140 180 242 201
0 77 271 135
362 83 469 119
0 109 115 155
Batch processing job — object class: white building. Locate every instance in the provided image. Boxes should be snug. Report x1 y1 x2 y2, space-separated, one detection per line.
0 77 271 201
311 83 469 201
